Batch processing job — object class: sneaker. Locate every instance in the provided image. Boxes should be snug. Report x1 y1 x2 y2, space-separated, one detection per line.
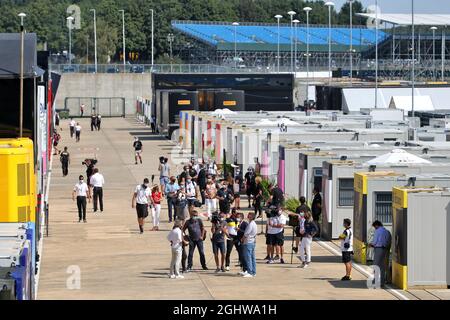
264 255 270 260
186 268 192 273
221 267 226 273
225 266 230 271
273 255 280 261
135 162 138 165
78 219 81 223
238 271 247 276
303 262 309 268
280 258 285 264
215 268 221 273
243 273 254 278
202 266 209 270
175 275 185 279
298 262 306 268
341 276 352 281
169 274 176 279
266 259 274 264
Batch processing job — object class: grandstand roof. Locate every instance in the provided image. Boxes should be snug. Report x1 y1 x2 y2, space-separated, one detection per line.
357 13 450 26
172 21 388 52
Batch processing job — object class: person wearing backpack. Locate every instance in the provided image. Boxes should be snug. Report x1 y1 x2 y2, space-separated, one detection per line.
183 210 208 271
369 220 391 287
60 147 70 177
298 210 317 268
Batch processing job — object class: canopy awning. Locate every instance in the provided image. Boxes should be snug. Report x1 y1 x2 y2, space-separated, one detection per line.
365 149 432 165
356 13 450 26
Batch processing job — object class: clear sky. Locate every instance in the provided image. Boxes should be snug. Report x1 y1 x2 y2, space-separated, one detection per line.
331 0 450 13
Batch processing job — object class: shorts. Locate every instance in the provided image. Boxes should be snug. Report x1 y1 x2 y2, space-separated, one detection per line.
212 240 225 255
266 232 284 246
342 251 354 263
135 150 142 156
233 194 240 199
136 203 148 219
159 176 169 185
294 227 303 238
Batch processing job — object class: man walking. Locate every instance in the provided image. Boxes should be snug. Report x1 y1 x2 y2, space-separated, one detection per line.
133 137 143 164
131 178 151 234
72 175 91 223
90 168 105 213
165 176 180 223
183 210 208 271
241 212 257 277
60 147 70 177
369 220 391 287
91 114 97 131
159 157 170 195
69 118 76 138
150 115 156 133
80 103 85 117
96 114 102 130
75 122 82 142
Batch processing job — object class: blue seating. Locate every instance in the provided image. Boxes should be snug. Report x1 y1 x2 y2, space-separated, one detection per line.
172 22 387 47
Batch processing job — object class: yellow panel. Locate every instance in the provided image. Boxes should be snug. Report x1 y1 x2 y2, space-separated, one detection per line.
354 173 367 194
223 100 237 106
353 238 367 264
392 260 408 290
393 187 408 209
178 100 191 105
0 146 31 222
0 138 35 222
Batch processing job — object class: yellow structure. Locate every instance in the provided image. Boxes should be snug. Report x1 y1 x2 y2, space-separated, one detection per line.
353 171 400 264
391 186 444 290
0 138 36 222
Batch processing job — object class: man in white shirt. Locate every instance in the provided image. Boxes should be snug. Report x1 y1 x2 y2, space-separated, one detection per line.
75 122 82 142
72 175 91 223
265 210 287 264
339 218 354 281
185 177 197 207
131 178 151 234
89 168 105 213
69 118 76 138
241 212 257 277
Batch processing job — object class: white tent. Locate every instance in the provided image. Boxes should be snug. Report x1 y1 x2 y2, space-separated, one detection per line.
211 108 236 115
388 96 434 114
365 149 432 165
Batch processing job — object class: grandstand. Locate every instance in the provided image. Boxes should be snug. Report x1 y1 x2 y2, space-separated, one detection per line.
172 20 388 70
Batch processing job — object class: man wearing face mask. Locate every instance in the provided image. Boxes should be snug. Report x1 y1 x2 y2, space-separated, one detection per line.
197 163 207 205
72 175 91 223
165 176 180 223
185 177 197 208
217 180 231 215
132 178 151 234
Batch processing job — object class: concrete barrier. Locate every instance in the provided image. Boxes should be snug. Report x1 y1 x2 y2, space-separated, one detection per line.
54 73 152 115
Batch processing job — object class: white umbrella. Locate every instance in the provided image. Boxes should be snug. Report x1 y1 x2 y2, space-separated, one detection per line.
365 149 432 165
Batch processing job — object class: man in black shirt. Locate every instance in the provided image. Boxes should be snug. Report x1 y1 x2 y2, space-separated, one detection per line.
311 187 322 236
217 181 231 214
269 184 284 208
133 137 143 165
244 167 256 208
60 147 70 177
197 164 207 205
183 210 208 271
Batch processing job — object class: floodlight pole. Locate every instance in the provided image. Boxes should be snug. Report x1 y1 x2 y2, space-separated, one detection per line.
349 0 353 85
375 0 378 109
411 0 415 118
19 13 26 138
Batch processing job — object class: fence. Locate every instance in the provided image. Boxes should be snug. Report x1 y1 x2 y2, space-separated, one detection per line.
64 97 125 117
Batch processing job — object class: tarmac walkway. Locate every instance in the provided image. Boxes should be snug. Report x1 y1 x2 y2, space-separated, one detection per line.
37 117 399 300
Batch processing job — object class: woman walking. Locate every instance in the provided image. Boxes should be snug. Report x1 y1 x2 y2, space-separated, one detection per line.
298 210 318 268
151 185 162 231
